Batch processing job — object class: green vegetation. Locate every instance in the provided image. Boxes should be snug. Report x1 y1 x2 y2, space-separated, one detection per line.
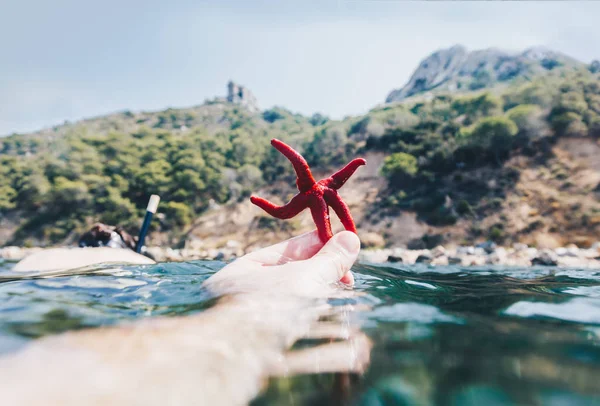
0 64 599 246
0 105 316 244
381 152 419 183
365 68 600 227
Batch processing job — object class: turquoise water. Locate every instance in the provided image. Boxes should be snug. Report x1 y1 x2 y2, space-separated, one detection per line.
1 259 600 405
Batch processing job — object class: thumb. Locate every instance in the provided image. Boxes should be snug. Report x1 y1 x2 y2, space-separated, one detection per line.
306 231 360 283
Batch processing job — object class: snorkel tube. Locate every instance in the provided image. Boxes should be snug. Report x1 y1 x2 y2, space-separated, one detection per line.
136 194 160 253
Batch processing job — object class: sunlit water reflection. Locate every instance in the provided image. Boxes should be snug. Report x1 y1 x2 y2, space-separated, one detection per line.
1 259 600 405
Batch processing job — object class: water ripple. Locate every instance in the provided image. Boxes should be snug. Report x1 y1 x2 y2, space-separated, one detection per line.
504 298 600 324
2 260 600 404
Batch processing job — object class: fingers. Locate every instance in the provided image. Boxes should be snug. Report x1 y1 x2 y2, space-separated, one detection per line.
274 332 372 375
303 322 358 340
305 231 360 283
339 271 354 286
243 230 325 266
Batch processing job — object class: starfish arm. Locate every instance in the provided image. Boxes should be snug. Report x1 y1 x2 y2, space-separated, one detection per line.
250 194 309 219
324 189 357 233
323 158 367 190
309 197 333 243
271 139 316 192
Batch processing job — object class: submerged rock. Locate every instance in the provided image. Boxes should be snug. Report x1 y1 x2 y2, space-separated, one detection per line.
387 255 403 263
457 246 486 256
531 249 559 266
476 241 497 254
431 255 449 266
513 243 529 252
7 239 600 269
431 245 446 258
463 255 487 266
487 247 507 265
457 246 476 255
565 244 580 257
415 254 432 264
448 256 462 265
359 249 393 263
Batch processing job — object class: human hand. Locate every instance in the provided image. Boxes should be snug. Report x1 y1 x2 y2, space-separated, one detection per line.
203 230 360 298
0 230 368 406
200 229 370 387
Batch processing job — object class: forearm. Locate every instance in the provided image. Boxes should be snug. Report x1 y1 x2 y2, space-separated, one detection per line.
0 230 366 405
0 293 324 406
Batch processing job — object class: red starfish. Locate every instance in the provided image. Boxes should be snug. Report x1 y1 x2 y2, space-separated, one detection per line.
250 139 366 243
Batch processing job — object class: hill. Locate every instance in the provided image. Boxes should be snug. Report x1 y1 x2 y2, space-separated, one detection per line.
1 48 600 254
386 45 587 103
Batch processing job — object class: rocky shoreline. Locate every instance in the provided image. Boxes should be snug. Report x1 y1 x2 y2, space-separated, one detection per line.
2 242 600 268
357 243 600 268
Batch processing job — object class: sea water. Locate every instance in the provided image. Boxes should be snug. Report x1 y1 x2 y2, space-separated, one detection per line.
1 259 600 405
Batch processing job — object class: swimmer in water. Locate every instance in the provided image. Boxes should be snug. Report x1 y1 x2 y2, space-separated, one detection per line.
12 223 154 273
0 230 371 406
78 223 138 250
13 195 161 273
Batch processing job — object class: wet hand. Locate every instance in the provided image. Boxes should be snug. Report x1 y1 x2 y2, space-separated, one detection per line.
0 230 368 406
203 230 360 298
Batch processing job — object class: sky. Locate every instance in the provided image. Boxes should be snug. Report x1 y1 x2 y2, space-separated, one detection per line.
1 0 599 136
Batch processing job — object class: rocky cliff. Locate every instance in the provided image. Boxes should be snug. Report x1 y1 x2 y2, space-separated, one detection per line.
386 45 583 103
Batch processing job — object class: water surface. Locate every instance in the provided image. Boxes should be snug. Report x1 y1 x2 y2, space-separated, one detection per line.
1 259 600 405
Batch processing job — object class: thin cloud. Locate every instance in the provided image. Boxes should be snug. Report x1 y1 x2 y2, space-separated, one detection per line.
1 1 598 135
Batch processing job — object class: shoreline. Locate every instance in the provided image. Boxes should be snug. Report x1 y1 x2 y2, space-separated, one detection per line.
2 242 600 268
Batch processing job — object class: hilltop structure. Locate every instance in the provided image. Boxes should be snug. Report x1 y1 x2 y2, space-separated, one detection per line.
226 81 259 112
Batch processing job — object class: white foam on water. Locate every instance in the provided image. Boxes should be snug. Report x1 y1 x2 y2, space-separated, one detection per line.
504 298 600 324
404 280 437 290
35 277 148 290
368 302 462 324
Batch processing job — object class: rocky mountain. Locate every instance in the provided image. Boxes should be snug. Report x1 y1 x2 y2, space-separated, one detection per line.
386 45 584 103
1 45 599 255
